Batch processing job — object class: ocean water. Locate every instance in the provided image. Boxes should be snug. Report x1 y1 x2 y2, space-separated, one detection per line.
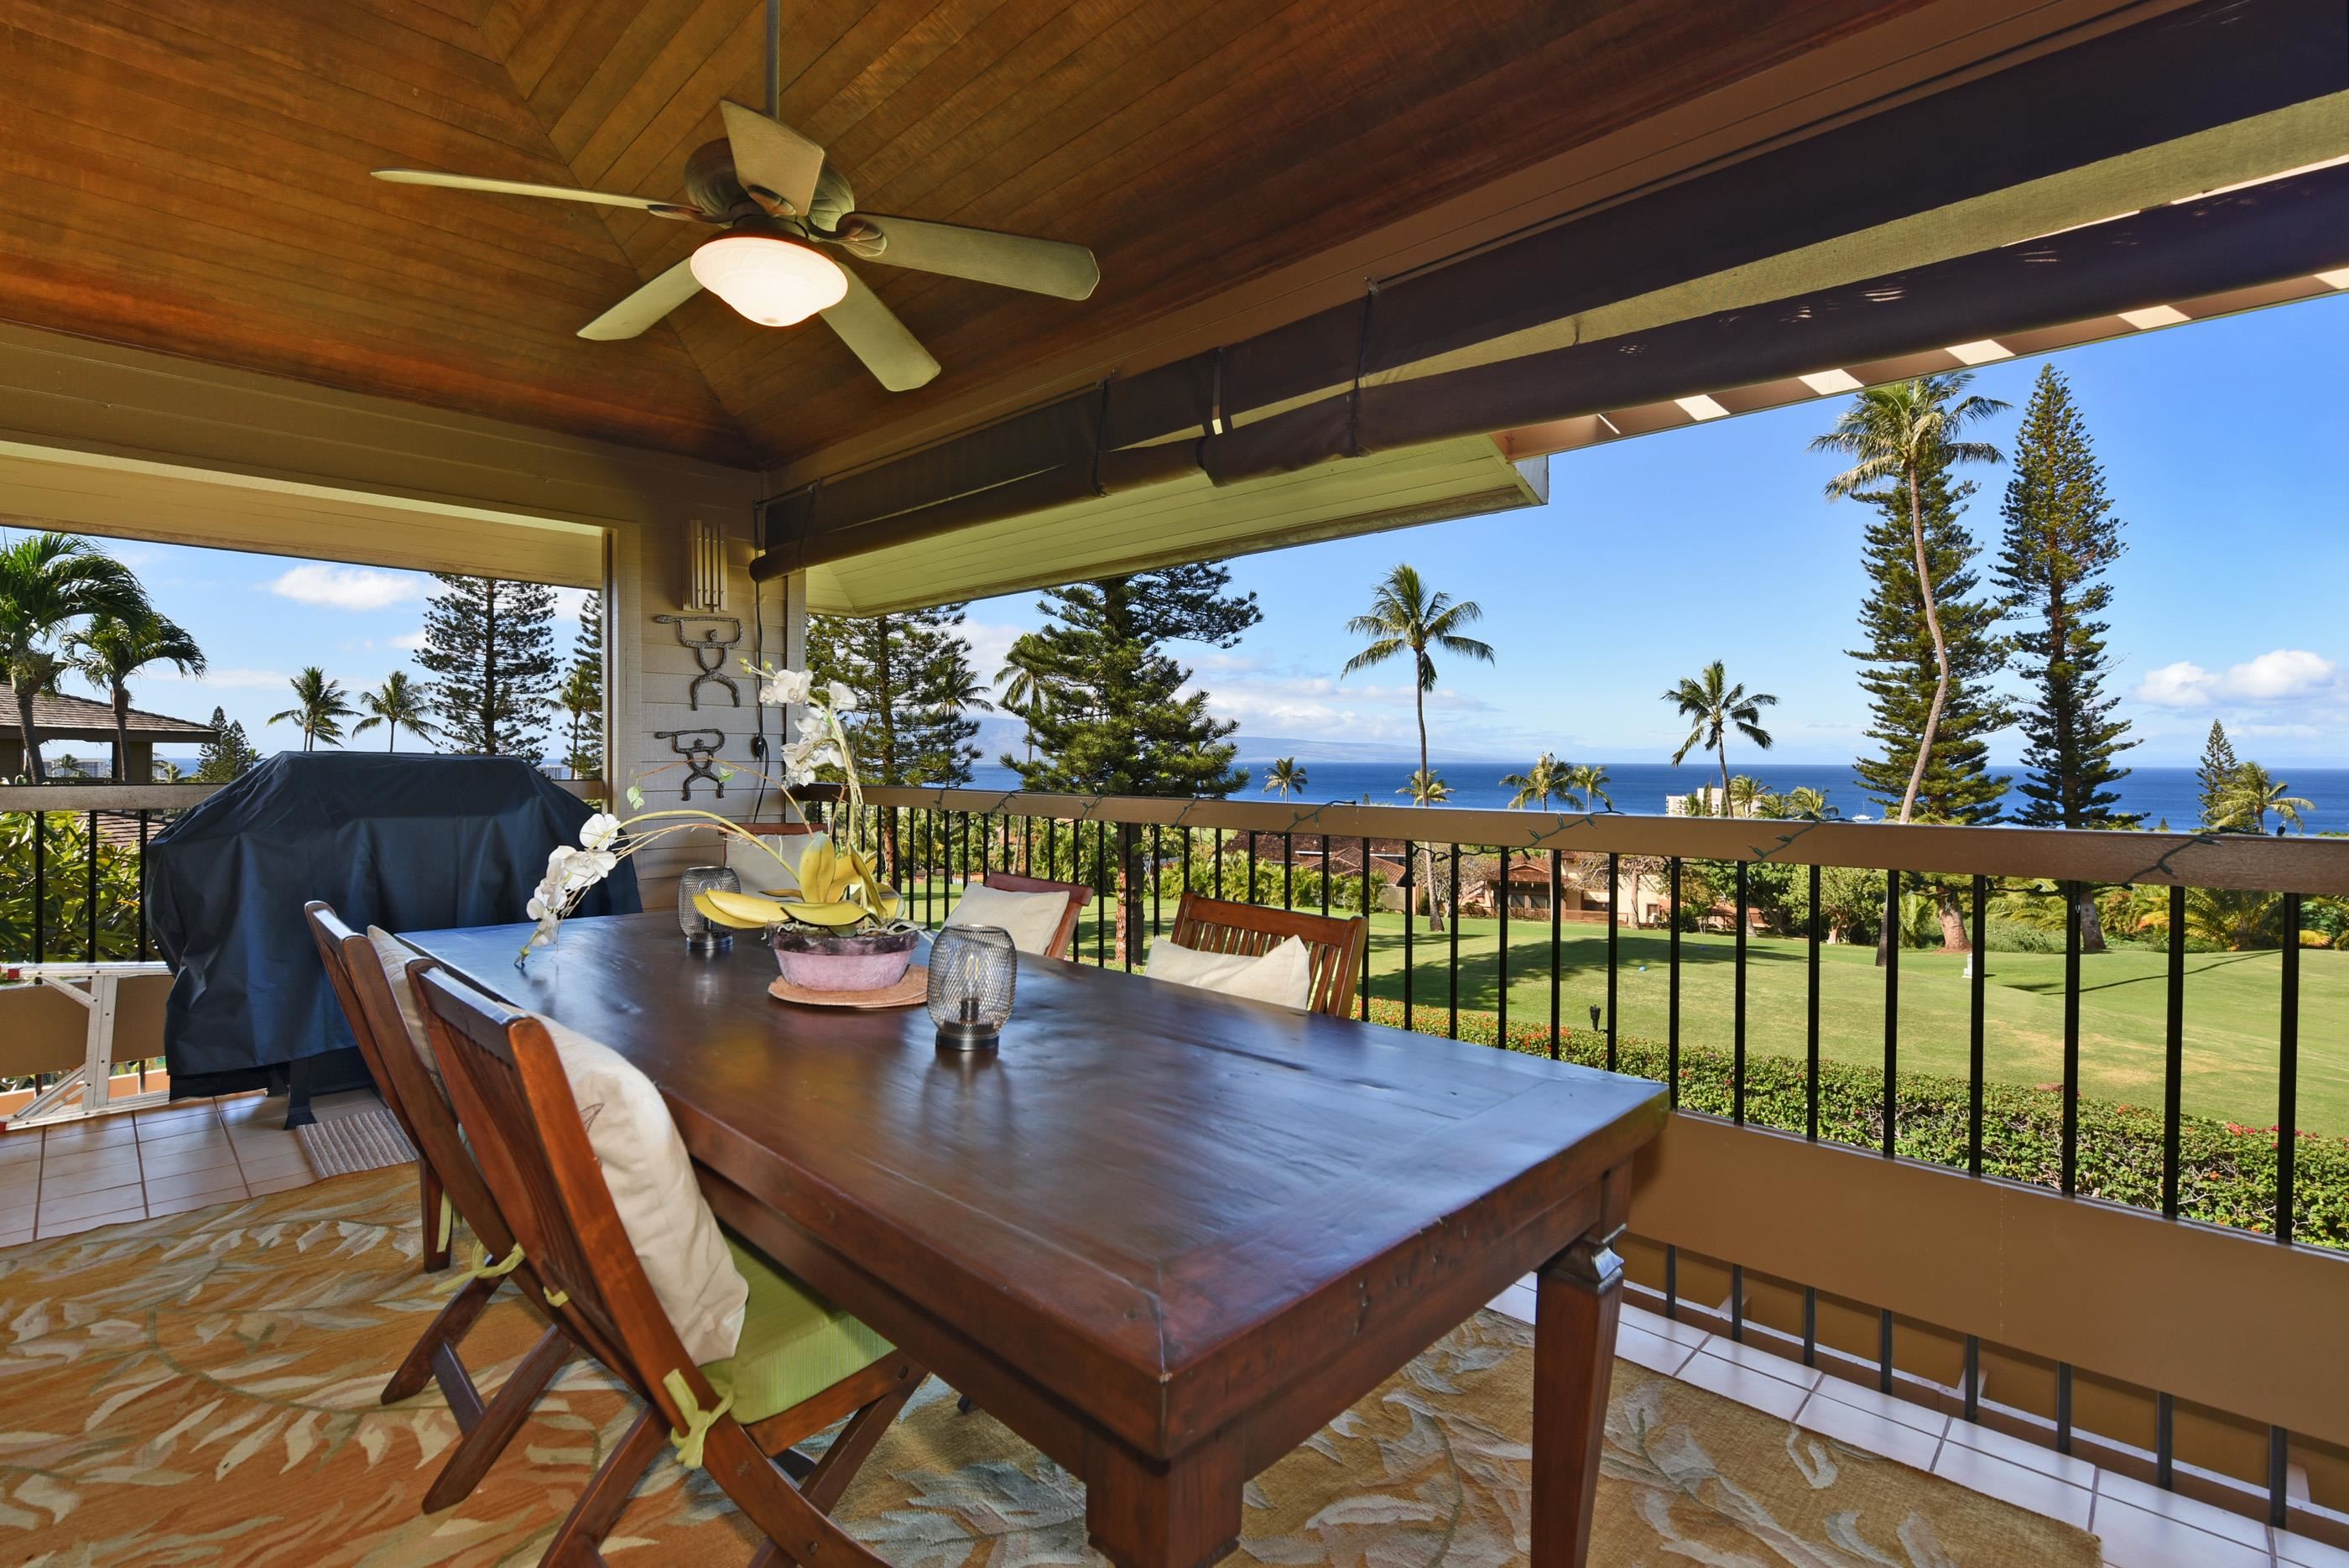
965 759 2349 834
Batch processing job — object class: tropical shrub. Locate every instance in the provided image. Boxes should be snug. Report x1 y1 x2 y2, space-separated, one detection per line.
0 810 146 964
1363 997 2347 1250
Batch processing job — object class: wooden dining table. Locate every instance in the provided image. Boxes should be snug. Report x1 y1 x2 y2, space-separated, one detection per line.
404 911 1667 1567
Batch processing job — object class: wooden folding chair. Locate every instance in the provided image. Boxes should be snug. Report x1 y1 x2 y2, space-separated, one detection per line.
1166 892 1368 1018
305 903 574 1512
414 963 924 1568
966 870 1092 959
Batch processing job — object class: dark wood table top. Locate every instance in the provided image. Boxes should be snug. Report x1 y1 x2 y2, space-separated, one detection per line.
404 911 1666 1460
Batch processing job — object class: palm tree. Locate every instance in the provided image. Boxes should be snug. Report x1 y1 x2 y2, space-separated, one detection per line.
1811 373 2007 824
1565 763 1614 813
1502 752 1567 810
0 532 151 783
354 670 439 753
2216 763 2313 835
1345 565 1494 930
1263 757 1307 800
1781 784 1837 821
154 758 185 783
1664 660 1777 803
68 608 205 780
1727 774 1768 820
995 638 1051 766
270 666 356 752
1398 767 1451 805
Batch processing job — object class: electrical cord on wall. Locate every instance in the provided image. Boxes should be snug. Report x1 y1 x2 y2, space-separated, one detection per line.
749 565 769 823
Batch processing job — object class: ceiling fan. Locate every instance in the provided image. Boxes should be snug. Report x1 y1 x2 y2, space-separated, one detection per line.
370 6 1098 393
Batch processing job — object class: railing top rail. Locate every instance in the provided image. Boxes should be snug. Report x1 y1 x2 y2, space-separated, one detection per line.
0 783 225 811
848 785 2349 896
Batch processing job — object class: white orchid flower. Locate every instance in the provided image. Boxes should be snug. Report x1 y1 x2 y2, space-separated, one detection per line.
759 667 815 707
578 812 622 851
826 680 861 711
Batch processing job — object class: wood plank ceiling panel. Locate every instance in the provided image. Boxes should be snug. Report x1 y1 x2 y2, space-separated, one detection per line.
0 0 1934 474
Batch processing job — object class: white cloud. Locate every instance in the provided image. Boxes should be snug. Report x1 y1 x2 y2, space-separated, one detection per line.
148 666 289 690
2133 649 2336 709
957 620 1026 688
2134 660 2214 708
392 630 429 652
265 564 427 612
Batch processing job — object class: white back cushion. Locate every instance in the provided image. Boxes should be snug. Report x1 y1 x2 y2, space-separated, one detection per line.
539 1018 748 1366
364 926 442 1094
947 883 1070 956
1146 935 1315 1010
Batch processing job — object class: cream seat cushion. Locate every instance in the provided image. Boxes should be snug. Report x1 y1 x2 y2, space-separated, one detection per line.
946 883 1070 956
539 1017 748 1365
1145 935 1315 1010
365 926 441 1092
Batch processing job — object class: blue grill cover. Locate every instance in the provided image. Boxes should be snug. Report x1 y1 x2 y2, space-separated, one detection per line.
147 752 639 1095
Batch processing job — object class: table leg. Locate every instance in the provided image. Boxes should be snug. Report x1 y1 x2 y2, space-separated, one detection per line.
1083 1432 1242 1568
1533 1226 1625 1566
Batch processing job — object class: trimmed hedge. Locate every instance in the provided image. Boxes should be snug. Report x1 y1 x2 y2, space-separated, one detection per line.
1362 998 2348 1250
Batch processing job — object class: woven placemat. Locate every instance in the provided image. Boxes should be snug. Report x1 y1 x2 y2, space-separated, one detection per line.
295 1105 417 1177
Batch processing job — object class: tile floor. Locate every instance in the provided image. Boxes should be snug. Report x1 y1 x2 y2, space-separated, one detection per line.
0 1115 2335 1568
0 1089 383 1243
1485 1278 2346 1568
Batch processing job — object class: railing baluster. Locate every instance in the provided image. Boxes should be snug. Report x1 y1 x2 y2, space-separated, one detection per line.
1667 857 1681 1109
2269 1428 2290 1529
1282 831 1293 911
1181 826 1192 917
32 810 45 965
2056 1362 2074 1456
1963 1335 1980 1421
1213 827 1224 899
1151 824 1163 938
1548 849 1562 1062
1807 862 1821 1143
1883 869 1898 1159
1803 1287 1819 1368
1247 829 1258 905
1402 840 1414 1029
1606 852 1619 1072
2157 1392 2175 1488
138 809 152 961
1733 859 1747 1126
86 809 100 959
1878 1308 1894 1394
1496 847 1508 1047
2063 879 2081 1196
1447 841 1461 1040
1729 1263 1744 1342
2279 890 2300 1243
2164 883 2185 1218
1359 836 1372 1022
1096 820 1108 967
1970 873 1987 1175
1664 1243 1678 1321
1022 813 1034 876
1317 832 1330 920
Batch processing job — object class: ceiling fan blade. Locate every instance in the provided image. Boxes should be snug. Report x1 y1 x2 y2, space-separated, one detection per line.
719 102 825 218
578 258 703 341
845 214 1099 300
820 270 940 391
373 168 674 212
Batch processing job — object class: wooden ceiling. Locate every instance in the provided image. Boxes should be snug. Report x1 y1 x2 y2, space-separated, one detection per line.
0 0 1927 471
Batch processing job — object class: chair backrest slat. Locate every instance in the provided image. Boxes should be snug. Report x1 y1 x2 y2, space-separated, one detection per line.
415 965 716 1433
304 902 515 1257
967 871 1091 961
1165 893 1367 1018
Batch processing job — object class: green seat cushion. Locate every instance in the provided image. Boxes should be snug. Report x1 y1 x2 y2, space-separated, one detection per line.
703 1232 895 1427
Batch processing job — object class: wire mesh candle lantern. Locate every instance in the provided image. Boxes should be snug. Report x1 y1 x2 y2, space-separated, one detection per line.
928 925 1017 1050
677 865 741 955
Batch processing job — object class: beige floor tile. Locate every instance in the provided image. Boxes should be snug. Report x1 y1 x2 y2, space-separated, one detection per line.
0 1174 38 1216
39 1118 138 1151
2276 1527 2349 1567
133 1102 218 1133
1622 1301 1710 1351
38 1157 147 1200
1942 1416 2101 1488
144 1159 249 1197
138 1140 241 1182
1617 1325 1698 1378
2092 1496 2268 1568
1808 1373 1951 1438
1702 1335 1820 1390
2097 1467 2272 1549
1794 1391 1942 1471
1676 1347 1810 1421
35 1204 148 1240
246 1170 325 1196
1484 1283 1534 1323
0 1222 32 1248
144 1183 251 1218
1931 1439 2093 1528
235 1148 317 1180
0 1130 43 1164
134 1122 228 1156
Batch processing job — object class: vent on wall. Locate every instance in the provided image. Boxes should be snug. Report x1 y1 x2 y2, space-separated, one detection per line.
683 517 727 612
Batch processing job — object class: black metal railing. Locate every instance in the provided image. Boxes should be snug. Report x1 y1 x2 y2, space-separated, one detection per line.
814 784 2348 1539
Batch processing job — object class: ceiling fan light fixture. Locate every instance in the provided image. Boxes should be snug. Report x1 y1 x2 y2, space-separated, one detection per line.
689 232 846 326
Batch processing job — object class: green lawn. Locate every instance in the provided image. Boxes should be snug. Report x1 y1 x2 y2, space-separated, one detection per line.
1355 914 2348 1135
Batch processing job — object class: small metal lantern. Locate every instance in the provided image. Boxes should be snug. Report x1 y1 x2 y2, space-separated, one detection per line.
678 864 741 954
928 925 1017 1050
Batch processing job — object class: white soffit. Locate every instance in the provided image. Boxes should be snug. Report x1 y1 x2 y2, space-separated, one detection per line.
805 435 1543 616
0 440 604 588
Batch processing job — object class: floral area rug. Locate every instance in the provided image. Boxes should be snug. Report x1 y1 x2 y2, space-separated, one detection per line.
0 1169 2099 1565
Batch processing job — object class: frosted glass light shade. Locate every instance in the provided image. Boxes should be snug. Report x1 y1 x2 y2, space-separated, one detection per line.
690 234 847 326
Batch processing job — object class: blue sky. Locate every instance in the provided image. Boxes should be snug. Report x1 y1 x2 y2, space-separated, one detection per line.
30 289 2349 771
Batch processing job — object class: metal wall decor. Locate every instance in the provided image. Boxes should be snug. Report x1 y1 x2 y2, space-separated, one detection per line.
654 727 728 799
652 612 743 710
